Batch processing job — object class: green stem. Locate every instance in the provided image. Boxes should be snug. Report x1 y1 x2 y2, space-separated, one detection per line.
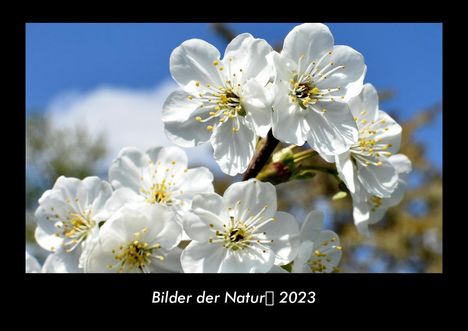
293 149 318 163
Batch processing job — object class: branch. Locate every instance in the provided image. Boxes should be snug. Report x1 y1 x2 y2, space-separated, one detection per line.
242 129 279 181
211 23 236 43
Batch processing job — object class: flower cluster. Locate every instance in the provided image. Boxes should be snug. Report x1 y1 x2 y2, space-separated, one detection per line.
27 23 411 273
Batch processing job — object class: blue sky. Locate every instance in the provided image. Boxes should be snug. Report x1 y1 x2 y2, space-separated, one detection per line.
26 23 442 169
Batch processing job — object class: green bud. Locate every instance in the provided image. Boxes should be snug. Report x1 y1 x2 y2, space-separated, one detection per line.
332 191 348 201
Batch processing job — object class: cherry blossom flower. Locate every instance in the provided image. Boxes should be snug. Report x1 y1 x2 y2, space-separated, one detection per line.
85 205 182 273
292 211 342 273
34 176 112 267
162 34 274 175
107 146 214 231
267 23 365 156
181 179 300 272
353 154 412 236
335 83 402 202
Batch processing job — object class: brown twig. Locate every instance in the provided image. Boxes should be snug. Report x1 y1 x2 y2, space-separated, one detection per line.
211 23 237 43
242 130 279 181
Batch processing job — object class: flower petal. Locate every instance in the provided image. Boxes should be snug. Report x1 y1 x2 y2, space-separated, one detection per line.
272 83 310 145
241 79 273 137
223 179 277 222
219 248 274 273
348 83 379 123
282 23 334 70
181 241 228 273
306 101 359 155
258 211 300 265
353 200 371 236
100 187 143 220
42 246 82 273
175 167 214 200
372 110 402 154
300 210 324 243
34 206 64 252
148 247 183 273
211 117 256 176
170 38 223 93
108 147 146 191
162 89 216 147
224 33 274 85
357 158 398 198
315 45 366 100
389 154 412 175
26 251 42 273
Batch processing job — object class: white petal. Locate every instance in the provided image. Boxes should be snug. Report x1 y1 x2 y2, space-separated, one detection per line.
175 167 214 200
80 177 113 220
385 179 408 209
291 241 315 273
389 154 412 174
148 247 183 273
241 79 273 138
181 241 228 273
357 158 398 198
306 101 359 155
183 211 214 243
211 117 256 176
108 147 146 191
223 179 277 221
219 248 274 273
100 187 143 220
266 50 297 83
50 176 80 197
348 83 379 122
26 251 41 273
150 146 188 173
258 211 300 265
269 265 289 273
140 204 182 250
162 89 216 147
170 38 223 93
300 210 324 243
353 200 371 236
282 23 334 70
315 45 366 100
272 83 309 145
34 206 64 252
372 110 402 154
42 246 82 273
223 33 274 85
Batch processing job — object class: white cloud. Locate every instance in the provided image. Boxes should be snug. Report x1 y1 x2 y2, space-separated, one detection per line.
48 80 219 173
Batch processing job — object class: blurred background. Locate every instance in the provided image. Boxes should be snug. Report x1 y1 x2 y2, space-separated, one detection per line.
26 23 442 272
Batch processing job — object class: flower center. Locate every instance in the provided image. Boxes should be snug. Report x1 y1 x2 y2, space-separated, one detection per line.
108 229 164 273
146 181 172 205
61 211 95 252
350 124 393 167
188 62 248 133
307 236 341 273
220 218 252 250
370 196 382 212
291 80 321 109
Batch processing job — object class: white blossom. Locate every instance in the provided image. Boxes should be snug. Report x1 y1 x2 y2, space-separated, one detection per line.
107 146 214 233
292 211 342 273
162 34 274 175
85 205 182 273
353 154 412 236
335 83 403 202
181 179 300 272
267 23 365 156
34 176 112 267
